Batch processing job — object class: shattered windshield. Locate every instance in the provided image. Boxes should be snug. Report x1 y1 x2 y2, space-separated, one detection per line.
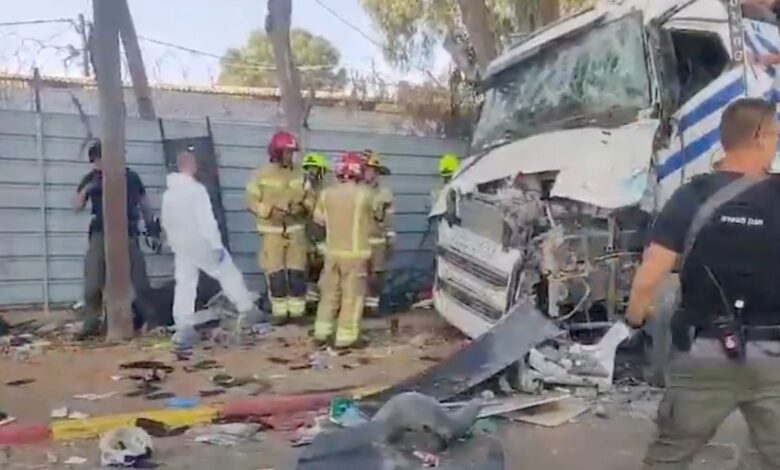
472 13 651 152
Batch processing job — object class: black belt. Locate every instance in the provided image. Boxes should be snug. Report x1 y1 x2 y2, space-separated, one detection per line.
696 326 780 342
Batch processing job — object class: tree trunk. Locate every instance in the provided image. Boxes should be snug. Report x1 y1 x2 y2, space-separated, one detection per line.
539 0 560 26
455 0 498 75
266 0 305 134
93 0 134 340
443 31 478 82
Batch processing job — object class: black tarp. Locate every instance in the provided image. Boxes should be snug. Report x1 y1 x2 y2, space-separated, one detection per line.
298 434 505 470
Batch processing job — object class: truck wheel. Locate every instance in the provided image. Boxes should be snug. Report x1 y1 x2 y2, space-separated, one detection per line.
643 275 679 387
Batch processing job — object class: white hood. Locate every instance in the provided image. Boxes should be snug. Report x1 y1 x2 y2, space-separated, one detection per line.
161 172 223 255
431 120 658 216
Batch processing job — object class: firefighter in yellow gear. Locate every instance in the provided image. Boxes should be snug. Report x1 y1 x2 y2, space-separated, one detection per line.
362 150 395 312
430 153 460 212
313 152 378 348
301 152 330 306
245 130 309 324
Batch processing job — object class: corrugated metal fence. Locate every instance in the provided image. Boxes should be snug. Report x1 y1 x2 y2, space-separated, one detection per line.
0 109 466 307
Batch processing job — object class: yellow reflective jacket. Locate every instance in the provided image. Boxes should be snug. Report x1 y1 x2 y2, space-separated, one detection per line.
245 164 308 235
314 181 377 259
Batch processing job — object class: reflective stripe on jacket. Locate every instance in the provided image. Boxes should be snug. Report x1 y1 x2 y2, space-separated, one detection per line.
245 164 308 234
314 181 376 259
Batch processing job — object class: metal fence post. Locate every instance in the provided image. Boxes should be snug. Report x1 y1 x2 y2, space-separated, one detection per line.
33 68 49 312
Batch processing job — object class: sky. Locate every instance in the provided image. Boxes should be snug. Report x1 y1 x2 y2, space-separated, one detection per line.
0 0 448 87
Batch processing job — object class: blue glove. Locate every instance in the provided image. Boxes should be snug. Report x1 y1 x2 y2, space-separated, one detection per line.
214 248 227 264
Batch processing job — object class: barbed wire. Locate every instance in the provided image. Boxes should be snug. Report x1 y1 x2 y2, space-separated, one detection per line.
0 14 437 97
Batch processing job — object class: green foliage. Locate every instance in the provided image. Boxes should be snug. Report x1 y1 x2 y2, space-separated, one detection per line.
218 28 346 90
359 0 594 70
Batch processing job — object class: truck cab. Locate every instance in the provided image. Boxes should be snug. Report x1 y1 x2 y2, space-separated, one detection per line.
432 0 780 340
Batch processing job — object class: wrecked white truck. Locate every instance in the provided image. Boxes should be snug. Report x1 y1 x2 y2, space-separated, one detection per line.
430 0 780 388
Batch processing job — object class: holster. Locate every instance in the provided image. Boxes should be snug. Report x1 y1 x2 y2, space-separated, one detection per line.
672 311 747 361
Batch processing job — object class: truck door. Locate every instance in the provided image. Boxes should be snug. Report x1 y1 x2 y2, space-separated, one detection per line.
654 26 743 204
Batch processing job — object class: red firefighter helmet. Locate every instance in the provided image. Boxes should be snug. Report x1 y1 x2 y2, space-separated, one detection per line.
267 130 299 163
335 152 366 180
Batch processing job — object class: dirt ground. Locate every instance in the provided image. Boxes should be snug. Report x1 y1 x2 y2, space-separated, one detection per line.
0 309 763 470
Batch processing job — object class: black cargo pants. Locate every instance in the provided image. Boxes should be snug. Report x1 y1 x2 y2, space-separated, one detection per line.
83 232 155 328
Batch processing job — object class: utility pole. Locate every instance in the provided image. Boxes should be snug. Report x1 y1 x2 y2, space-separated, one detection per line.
117 0 156 120
77 14 90 78
93 0 134 340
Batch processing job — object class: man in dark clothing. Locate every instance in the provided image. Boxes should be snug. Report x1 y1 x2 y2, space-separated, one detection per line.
73 141 157 340
627 98 780 469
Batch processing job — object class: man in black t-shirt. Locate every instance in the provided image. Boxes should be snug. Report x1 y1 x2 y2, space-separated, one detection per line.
627 99 780 469
73 141 156 340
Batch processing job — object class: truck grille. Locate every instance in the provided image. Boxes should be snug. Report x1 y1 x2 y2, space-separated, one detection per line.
437 277 504 321
437 246 508 288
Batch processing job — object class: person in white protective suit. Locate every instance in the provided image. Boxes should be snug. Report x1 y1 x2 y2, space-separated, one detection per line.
161 150 257 348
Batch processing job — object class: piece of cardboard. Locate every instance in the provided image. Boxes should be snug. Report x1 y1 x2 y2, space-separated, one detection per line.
478 391 571 419
510 397 590 427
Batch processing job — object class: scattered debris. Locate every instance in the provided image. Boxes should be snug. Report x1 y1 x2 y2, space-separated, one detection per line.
144 392 175 401
187 423 262 447
594 404 609 419
183 359 221 372
510 397 590 428
329 398 368 428
51 407 69 419
74 392 117 401
135 418 189 438
199 389 226 398
99 426 154 467
290 417 326 447
211 374 262 389
64 456 88 465
0 416 17 427
413 450 440 467
419 355 441 363
50 406 89 419
250 323 273 336
165 397 199 409
309 353 329 371
119 361 174 374
5 378 35 387
125 384 161 398
268 356 291 365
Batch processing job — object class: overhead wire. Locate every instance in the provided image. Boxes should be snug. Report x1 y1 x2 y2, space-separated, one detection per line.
309 0 443 86
0 18 75 28
137 35 336 72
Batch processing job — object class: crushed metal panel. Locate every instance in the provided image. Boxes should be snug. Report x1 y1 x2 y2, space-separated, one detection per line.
364 302 560 404
434 121 657 217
